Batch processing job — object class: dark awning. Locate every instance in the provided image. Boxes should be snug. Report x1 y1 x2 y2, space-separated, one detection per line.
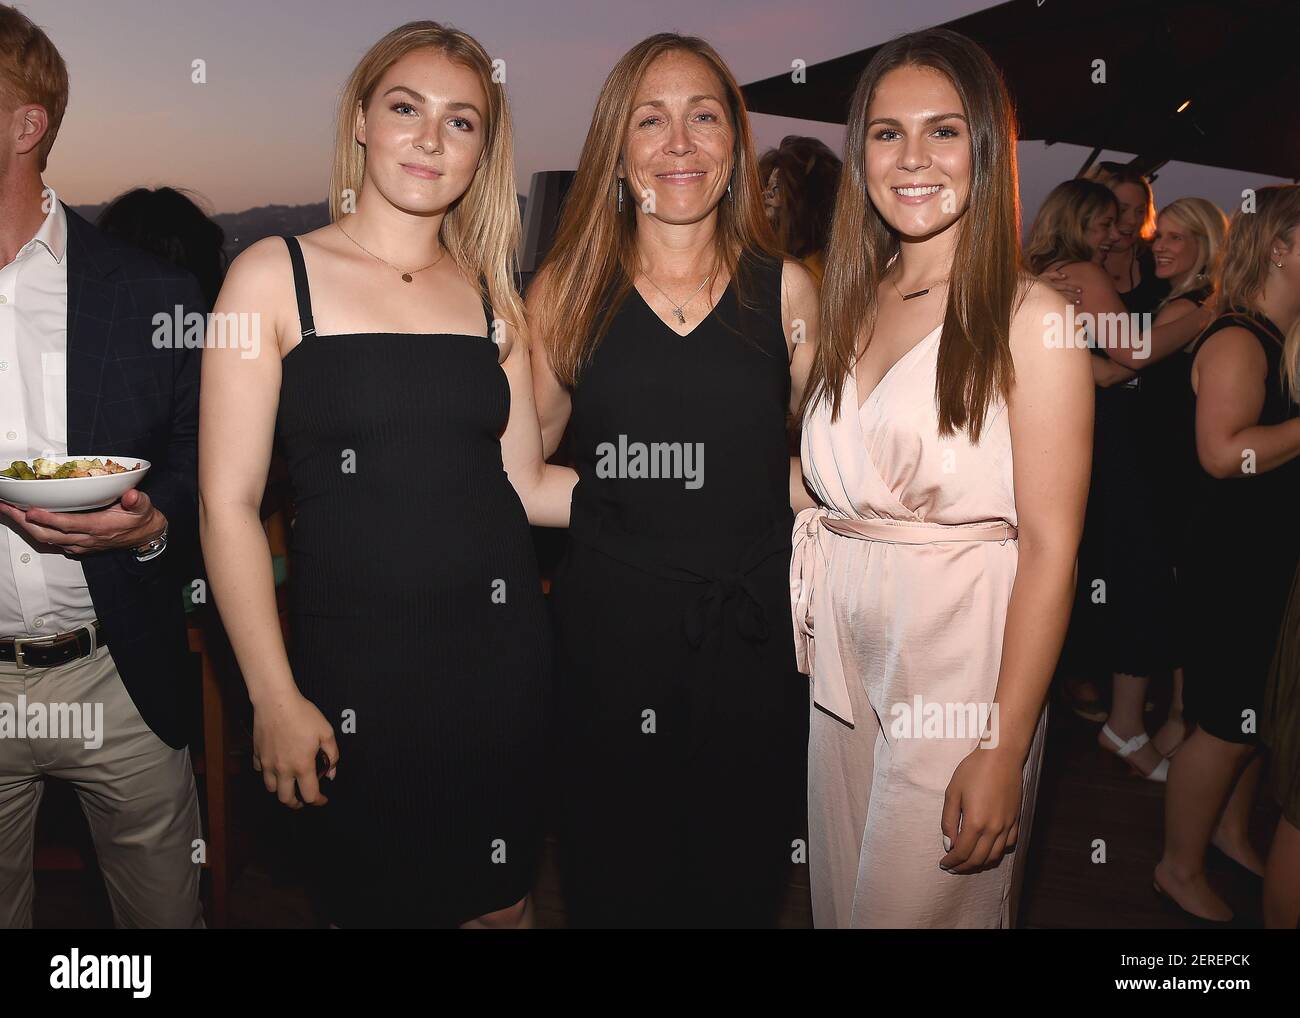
740 0 1298 180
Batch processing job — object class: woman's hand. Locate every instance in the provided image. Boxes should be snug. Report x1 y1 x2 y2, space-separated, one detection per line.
252 692 339 809
939 745 1024 874
1039 267 1082 306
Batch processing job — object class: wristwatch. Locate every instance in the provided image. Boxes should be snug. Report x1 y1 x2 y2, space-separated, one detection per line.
134 523 168 562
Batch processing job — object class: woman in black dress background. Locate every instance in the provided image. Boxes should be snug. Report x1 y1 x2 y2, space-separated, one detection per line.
1025 181 1206 781
1140 197 1229 759
1156 184 1300 924
528 34 819 927
199 22 573 928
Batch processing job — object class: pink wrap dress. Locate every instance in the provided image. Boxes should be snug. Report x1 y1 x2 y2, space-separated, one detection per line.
792 323 1048 928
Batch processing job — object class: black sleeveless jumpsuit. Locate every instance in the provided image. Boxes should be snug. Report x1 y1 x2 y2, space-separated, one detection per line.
549 249 809 927
274 236 550 927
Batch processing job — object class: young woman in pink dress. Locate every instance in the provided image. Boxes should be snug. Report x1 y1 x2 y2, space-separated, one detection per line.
791 28 1093 928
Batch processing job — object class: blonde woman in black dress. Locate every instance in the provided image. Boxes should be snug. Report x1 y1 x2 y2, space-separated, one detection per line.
200 22 573 928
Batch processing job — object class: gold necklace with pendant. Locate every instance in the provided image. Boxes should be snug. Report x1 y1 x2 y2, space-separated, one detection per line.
337 223 445 282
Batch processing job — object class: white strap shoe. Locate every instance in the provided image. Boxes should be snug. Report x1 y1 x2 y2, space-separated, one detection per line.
1101 724 1169 782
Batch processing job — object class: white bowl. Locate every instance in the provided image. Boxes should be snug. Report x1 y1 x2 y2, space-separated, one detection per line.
0 455 151 512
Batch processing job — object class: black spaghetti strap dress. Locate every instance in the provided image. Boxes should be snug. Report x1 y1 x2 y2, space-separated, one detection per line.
274 235 551 927
1182 310 1300 744
549 250 808 928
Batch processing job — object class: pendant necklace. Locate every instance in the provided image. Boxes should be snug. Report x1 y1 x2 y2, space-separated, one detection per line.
337 223 445 282
891 275 949 301
641 270 713 326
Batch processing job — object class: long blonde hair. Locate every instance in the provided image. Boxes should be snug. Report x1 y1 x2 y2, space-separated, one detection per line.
532 33 780 388
803 28 1024 442
1215 185 1300 400
1155 197 1228 309
1023 179 1118 275
328 21 522 326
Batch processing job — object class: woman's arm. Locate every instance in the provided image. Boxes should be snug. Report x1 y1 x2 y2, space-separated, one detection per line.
198 238 338 810
499 317 578 526
1192 326 1300 478
525 268 574 460
782 258 820 513
941 280 1093 874
1070 262 1210 369
1092 355 1136 387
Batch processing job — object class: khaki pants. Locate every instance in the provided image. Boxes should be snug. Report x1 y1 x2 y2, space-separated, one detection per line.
0 643 205 928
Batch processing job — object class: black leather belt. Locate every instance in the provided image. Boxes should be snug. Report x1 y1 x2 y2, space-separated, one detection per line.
0 621 106 669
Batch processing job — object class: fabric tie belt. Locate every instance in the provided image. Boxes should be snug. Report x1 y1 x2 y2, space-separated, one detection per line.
568 502 792 752
790 506 1017 725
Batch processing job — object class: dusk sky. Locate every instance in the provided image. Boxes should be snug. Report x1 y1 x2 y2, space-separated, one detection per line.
25 0 1287 223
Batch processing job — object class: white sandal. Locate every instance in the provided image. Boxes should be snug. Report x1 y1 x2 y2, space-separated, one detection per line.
1101 724 1169 782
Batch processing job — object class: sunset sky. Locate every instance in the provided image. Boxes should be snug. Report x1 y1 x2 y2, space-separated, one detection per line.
24 0 1286 221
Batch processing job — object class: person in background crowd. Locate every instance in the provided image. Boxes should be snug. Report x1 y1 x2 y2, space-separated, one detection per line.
1263 556 1300 928
1157 184 1300 924
1140 197 1229 759
1085 161 1168 314
97 186 228 309
0 4 205 928
1025 179 1205 782
759 135 841 286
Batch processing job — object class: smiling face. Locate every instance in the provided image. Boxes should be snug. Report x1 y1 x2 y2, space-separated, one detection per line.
354 48 488 217
862 64 971 241
1084 202 1120 263
1104 181 1147 254
621 50 734 227
1152 211 1200 280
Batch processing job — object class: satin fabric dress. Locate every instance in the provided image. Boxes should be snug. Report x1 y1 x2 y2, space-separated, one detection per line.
791 323 1048 928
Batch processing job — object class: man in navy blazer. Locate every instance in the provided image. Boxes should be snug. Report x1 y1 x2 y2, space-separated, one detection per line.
0 4 204 928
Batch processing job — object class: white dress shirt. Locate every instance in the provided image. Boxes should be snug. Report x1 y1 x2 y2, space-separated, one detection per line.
0 188 97 638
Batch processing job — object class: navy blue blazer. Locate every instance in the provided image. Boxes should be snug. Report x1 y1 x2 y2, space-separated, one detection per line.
62 203 204 750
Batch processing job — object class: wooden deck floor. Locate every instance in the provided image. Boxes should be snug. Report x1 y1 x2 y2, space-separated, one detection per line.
32 687 1275 929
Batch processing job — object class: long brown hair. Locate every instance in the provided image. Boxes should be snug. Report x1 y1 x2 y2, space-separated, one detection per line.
329 21 522 326
533 33 780 388
1023 179 1118 274
758 135 842 260
802 28 1023 441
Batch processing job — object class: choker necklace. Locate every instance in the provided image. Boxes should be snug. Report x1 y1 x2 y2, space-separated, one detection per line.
337 223 445 282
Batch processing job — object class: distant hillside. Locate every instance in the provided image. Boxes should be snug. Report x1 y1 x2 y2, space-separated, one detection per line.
72 194 526 261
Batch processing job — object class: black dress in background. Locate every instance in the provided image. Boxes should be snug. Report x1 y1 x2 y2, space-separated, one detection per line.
1182 310 1300 744
274 236 551 926
1138 283 1212 654
1066 248 1176 677
550 250 808 927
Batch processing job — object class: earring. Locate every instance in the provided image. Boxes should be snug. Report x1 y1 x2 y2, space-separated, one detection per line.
727 181 733 201
617 177 624 213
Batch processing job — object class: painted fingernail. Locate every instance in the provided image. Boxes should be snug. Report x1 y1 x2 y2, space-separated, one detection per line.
942 835 952 852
